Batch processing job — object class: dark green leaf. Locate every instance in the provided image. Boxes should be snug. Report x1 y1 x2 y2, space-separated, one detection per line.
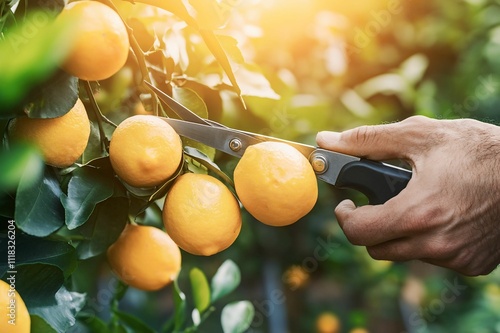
184 147 234 188
25 71 79 119
72 314 109 333
210 260 241 302
146 161 184 204
81 120 106 164
0 234 77 277
114 310 156 333
190 268 211 313
0 142 44 191
0 11 76 114
29 285 86 333
75 197 128 260
15 166 64 237
4 264 64 307
221 301 254 333
173 279 187 331
61 167 115 230
31 315 57 333
0 190 15 218
199 30 241 96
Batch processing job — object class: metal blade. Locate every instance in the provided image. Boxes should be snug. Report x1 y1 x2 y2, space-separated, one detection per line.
162 118 361 185
163 118 263 158
144 81 212 126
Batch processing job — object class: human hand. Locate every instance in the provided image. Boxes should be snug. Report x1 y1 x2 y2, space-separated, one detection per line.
316 116 500 276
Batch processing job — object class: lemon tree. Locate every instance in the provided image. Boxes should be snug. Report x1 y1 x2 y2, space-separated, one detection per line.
0 0 270 331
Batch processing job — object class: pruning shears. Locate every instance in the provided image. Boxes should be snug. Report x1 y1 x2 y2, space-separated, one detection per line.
145 82 412 205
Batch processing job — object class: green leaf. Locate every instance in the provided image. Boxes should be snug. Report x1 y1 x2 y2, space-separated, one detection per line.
74 313 109 333
15 166 65 237
24 71 79 119
199 30 241 96
0 142 44 191
31 315 57 333
187 0 227 30
29 285 86 333
173 279 187 331
4 264 64 304
75 197 128 260
134 0 198 27
81 121 106 164
0 234 77 278
61 167 115 230
231 64 280 99
210 260 241 303
190 268 211 313
172 86 208 118
0 10 76 114
113 310 156 333
221 301 255 333
184 147 234 188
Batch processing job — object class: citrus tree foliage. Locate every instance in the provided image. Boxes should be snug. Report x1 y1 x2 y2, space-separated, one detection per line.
1 0 500 332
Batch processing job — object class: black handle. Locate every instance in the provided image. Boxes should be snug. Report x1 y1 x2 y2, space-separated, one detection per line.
335 159 411 205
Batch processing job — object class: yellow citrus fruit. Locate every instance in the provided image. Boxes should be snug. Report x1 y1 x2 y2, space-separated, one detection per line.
58 1 130 81
349 329 369 333
316 312 341 333
0 279 30 333
107 223 182 291
163 173 242 256
9 98 90 168
234 141 318 226
109 115 183 187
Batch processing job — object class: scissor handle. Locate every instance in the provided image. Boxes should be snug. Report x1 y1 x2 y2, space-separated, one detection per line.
335 159 411 205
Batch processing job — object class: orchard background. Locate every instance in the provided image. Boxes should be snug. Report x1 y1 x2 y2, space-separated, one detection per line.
1 0 500 332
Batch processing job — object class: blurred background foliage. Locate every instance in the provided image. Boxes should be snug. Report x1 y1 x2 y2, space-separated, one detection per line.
1 0 500 332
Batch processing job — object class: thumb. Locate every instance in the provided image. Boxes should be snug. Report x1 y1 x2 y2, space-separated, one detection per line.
316 117 428 160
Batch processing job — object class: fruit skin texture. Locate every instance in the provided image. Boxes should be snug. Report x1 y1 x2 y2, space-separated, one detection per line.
59 1 130 81
0 279 30 333
234 141 318 226
163 173 242 256
109 115 183 187
9 98 90 168
107 224 182 291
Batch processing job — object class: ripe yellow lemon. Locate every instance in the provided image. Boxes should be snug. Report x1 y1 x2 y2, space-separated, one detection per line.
109 115 183 187
58 1 130 81
9 98 90 168
316 312 341 333
107 223 182 291
163 173 242 256
234 141 318 226
0 280 30 333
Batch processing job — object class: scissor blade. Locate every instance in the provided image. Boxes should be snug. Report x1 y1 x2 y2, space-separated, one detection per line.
163 118 263 158
162 118 362 185
144 81 212 126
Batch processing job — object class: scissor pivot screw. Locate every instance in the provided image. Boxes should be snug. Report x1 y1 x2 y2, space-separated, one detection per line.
229 138 243 152
310 154 328 174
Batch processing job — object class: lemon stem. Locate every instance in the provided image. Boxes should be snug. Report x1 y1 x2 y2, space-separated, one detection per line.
102 0 161 116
